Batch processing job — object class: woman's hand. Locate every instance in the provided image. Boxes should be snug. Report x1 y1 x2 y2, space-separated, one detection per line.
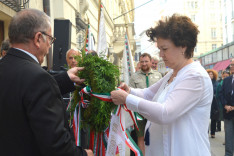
119 82 131 93
111 90 129 105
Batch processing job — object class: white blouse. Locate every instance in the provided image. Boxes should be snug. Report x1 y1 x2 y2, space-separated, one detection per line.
126 61 213 156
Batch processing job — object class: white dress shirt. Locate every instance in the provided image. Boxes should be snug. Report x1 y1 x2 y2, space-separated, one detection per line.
14 48 39 63
126 61 213 156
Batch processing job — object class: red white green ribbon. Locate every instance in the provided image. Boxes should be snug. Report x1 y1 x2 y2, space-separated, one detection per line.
80 86 112 102
73 103 82 146
106 105 143 156
73 86 142 155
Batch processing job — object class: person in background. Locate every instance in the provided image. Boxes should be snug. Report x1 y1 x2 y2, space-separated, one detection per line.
216 70 230 132
151 55 159 70
0 39 10 59
0 8 93 156
87 50 98 56
111 14 212 156
135 61 141 72
66 48 80 68
64 48 81 106
129 52 162 156
206 69 219 138
221 59 234 156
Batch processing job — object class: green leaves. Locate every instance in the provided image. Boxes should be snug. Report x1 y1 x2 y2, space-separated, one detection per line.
71 53 120 132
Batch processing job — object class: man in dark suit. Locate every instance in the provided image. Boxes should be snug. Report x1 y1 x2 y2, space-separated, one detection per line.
0 9 93 156
221 59 234 156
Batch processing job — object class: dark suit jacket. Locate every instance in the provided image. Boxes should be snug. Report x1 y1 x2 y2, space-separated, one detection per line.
221 75 234 119
0 48 86 156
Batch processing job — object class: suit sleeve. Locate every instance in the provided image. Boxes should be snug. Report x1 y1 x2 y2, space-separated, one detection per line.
221 79 228 107
24 72 86 156
54 72 76 95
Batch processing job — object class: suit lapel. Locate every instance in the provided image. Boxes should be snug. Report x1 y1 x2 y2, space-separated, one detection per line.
7 48 39 64
225 76 233 93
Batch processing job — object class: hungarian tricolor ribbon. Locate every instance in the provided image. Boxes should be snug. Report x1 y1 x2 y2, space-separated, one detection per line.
106 105 143 156
72 86 142 155
80 86 112 102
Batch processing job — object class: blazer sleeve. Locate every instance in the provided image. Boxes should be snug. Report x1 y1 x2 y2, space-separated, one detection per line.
53 71 76 95
221 78 228 107
24 71 86 156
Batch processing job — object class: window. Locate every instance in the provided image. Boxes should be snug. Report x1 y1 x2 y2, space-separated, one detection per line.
191 15 196 22
210 0 214 8
223 48 229 60
211 28 216 39
213 52 217 63
78 34 83 48
232 0 234 18
229 45 234 58
212 44 217 50
217 50 223 61
187 1 198 9
232 22 234 41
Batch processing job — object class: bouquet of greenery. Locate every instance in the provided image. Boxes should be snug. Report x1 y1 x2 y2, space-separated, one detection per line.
69 51 120 133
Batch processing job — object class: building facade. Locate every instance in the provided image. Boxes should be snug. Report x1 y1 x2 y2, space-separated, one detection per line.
223 0 234 44
0 0 136 69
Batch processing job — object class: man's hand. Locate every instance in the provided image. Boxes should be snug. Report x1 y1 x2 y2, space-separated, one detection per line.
85 149 94 156
67 67 85 85
119 82 131 93
225 105 233 113
111 90 129 105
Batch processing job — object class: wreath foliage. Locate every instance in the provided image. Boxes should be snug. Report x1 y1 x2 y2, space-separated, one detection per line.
69 52 120 132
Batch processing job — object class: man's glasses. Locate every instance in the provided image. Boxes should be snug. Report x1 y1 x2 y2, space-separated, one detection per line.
40 31 56 45
230 64 234 67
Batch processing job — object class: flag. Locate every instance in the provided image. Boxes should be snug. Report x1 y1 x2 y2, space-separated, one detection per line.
122 32 135 85
97 3 108 57
85 23 95 52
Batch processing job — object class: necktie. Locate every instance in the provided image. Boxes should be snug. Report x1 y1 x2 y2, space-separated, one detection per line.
145 73 150 88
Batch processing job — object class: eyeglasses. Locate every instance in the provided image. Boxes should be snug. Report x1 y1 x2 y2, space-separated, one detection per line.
230 64 234 67
40 31 56 45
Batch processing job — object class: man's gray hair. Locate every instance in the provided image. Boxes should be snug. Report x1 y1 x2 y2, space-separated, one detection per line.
151 55 159 61
1 39 10 54
8 9 51 44
66 48 80 58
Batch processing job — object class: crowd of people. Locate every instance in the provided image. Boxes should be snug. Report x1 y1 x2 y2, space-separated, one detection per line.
1 8 234 156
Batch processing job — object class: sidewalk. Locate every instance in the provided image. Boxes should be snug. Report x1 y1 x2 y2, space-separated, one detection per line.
210 121 225 156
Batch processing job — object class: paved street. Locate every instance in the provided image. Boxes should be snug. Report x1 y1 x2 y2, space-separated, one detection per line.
210 121 225 156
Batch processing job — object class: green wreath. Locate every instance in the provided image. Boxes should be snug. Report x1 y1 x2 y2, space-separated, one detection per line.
68 52 120 132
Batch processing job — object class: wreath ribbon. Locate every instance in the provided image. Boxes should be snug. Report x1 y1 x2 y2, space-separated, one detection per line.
73 86 142 155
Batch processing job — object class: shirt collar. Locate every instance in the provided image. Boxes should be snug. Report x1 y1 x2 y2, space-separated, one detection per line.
14 48 39 63
140 68 153 75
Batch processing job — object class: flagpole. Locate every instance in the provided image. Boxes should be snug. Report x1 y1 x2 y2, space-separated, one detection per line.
97 0 101 37
125 23 132 57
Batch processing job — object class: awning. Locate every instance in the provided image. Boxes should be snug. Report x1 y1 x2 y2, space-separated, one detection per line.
213 59 231 71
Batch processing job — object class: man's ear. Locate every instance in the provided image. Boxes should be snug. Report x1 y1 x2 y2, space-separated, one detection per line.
33 32 42 49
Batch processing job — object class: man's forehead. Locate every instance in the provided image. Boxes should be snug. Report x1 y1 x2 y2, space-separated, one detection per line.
68 50 79 56
140 56 150 60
